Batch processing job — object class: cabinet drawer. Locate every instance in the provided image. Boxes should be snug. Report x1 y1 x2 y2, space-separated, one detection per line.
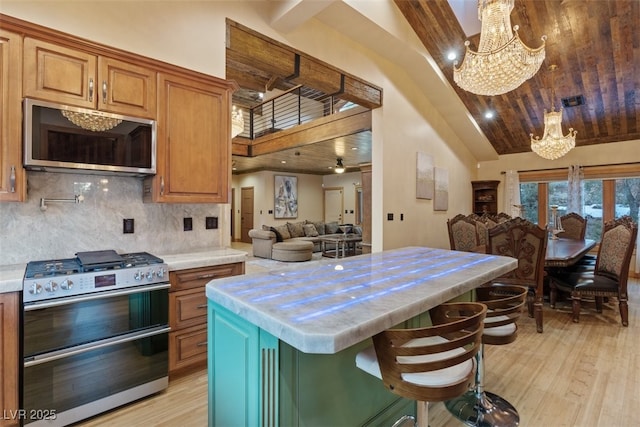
169 324 207 373
169 288 207 329
170 263 244 291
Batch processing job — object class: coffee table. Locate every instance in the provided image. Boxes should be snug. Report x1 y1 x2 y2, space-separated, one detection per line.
320 234 362 258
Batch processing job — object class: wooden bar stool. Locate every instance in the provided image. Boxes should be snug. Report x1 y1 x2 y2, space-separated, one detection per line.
355 302 487 427
445 285 527 426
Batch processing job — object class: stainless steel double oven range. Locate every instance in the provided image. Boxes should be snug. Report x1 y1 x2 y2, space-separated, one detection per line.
21 250 170 426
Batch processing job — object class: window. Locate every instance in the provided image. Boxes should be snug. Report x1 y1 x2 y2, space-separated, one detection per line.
518 163 640 243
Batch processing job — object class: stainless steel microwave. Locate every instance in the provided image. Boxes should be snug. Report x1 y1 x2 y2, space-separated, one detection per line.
23 98 157 176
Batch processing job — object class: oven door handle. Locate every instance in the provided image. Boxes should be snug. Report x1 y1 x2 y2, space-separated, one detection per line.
24 325 171 367
24 283 171 311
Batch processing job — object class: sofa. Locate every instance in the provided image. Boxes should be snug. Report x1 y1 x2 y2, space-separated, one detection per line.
248 220 361 261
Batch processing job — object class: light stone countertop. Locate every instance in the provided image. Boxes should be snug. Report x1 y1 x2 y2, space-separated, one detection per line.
0 248 248 294
206 246 518 354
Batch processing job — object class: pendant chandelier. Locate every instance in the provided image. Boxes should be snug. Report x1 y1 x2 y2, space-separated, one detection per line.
231 106 244 138
453 0 547 96
530 65 577 160
61 110 122 132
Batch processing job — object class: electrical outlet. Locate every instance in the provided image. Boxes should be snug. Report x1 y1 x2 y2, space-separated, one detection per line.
183 217 193 231
123 218 134 234
205 216 218 229
387 213 394 221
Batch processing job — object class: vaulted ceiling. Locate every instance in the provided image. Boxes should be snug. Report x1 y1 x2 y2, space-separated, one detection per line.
228 1 639 175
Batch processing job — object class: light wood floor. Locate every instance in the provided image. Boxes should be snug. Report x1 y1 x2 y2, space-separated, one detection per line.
77 251 640 426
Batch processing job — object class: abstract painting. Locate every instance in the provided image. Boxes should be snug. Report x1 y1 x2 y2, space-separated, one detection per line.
434 167 449 211
416 151 434 199
274 175 298 218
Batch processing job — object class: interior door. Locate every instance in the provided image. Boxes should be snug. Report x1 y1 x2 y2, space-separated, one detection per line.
240 187 254 243
324 187 343 224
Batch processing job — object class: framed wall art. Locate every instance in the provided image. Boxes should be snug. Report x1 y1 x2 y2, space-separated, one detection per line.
274 175 298 218
416 151 434 200
433 167 449 211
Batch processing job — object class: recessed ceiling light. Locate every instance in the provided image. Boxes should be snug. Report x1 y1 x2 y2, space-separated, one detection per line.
484 110 494 119
447 51 457 61
351 147 358 150
281 160 286 164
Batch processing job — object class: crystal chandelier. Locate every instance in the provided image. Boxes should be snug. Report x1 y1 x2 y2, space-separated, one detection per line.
61 110 122 132
530 65 577 160
231 106 244 138
453 0 547 96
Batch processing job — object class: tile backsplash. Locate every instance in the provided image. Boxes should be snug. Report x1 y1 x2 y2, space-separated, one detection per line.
0 172 228 265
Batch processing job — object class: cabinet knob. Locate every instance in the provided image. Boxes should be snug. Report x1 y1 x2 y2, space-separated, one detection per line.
89 78 94 102
10 165 16 193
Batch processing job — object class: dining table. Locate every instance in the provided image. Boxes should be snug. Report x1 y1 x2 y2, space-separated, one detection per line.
545 237 597 268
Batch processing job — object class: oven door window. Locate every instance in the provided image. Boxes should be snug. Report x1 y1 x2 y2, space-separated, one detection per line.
22 331 168 420
23 288 168 357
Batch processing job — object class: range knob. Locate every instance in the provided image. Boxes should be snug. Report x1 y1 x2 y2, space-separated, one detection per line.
45 280 58 293
29 283 43 295
60 279 73 290
134 271 143 281
156 267 166 279
146 270 155 280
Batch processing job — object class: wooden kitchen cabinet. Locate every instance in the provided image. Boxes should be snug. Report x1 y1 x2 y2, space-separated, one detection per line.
144 72 235 203
0 29 25 202
23 37 157 119
472 180 500 215
0 292 20 427
168 263 244 376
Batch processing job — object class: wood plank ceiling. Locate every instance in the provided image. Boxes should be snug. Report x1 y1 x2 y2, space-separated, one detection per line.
228 1 639 174
394 0 640 155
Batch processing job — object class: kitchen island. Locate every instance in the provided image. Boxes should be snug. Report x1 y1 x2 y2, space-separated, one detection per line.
206 246 517 426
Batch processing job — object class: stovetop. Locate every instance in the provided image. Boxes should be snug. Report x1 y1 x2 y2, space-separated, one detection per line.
24 250 164 279
23 250 168 304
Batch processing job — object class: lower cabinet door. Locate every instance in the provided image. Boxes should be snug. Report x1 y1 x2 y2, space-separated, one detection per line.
169 324 207 373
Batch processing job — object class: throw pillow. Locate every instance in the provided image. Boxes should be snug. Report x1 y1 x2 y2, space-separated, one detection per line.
287 221 306 238
325 221 340 234
270 226 283 242
307 220 325 235
274 224 291 240
303 223 319 237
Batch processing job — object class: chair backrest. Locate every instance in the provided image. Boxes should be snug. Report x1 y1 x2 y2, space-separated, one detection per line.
487 217 548 291
476 285 527 345
557 212 587 240
475 215 498 247
496 212 512 223
595 216 638 288
447 214 481 252
371 302 486 403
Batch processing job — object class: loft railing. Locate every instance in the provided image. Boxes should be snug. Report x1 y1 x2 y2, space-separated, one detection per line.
235 85 356 139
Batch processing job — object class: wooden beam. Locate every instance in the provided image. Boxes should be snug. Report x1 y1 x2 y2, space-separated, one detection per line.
232 109 371 157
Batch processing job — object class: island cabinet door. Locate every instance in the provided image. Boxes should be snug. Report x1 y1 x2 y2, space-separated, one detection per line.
208 301 279 427
207 300 415 427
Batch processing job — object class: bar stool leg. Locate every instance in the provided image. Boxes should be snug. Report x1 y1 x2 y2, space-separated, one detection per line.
444 345 519 426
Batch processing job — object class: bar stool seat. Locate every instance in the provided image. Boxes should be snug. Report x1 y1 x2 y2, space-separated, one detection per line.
355 302 487 427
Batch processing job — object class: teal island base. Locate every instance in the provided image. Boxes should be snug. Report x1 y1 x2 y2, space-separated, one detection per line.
208 301 420 426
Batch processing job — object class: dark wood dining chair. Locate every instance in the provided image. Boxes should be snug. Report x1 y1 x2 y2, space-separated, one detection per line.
549 216 637 326
486 217 548 333
356 302 487 427
447 214 483 253
557 212 587 240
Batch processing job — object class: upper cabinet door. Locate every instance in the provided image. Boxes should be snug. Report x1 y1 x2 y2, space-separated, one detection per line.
0 29 25 202
98 57 156 119
23 38 156 119
145 72 231 203
23 37 97 108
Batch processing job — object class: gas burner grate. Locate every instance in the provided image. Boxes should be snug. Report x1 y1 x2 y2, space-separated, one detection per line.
25 258 82 279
